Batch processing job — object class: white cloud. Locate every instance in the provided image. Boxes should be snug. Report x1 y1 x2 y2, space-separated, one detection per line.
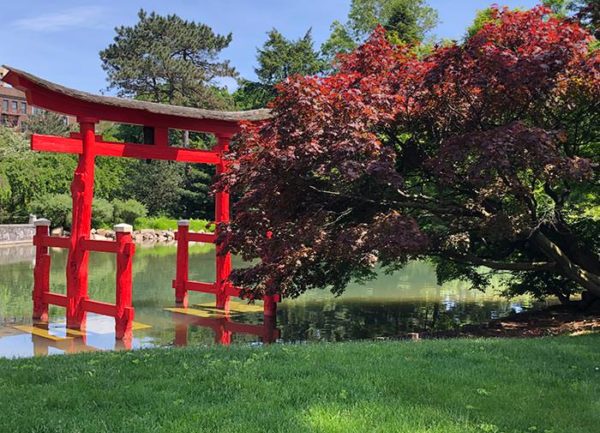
12 6 105 32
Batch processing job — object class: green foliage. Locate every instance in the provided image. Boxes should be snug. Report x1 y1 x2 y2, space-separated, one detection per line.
0 126 28 157
92 197 114 228
255 29 326 85
94 156 132 201
321 20 358 62
28 193 72 228
113 198 147 225
234 29 325 109
321 0 438 61
134 216 213 232
233 80 277 110
100 9 236 107
125 160 183 216
21 111 72 137
466 8 498 38
178 164 213 219
0 126 76 219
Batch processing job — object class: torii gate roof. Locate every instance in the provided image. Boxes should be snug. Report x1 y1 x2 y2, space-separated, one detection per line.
1 66 271 135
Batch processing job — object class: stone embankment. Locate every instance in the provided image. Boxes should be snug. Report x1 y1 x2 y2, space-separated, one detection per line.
90 228 179 244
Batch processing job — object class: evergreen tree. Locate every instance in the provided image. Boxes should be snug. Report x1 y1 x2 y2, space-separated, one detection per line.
100 9 236 108
234 29 325 109
321 0 438 62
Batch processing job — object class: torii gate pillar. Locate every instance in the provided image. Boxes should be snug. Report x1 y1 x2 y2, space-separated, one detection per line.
215 134 232 311
66 117 98 330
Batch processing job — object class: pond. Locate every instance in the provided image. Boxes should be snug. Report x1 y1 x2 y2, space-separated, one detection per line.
0 244 549 358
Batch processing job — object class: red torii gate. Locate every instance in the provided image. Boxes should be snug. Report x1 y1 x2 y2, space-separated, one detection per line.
2 66 279 339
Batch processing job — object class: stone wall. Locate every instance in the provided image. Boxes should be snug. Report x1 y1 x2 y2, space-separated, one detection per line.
0 224 35 246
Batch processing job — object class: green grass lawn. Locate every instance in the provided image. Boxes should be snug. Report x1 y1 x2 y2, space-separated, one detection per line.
0 335 599 433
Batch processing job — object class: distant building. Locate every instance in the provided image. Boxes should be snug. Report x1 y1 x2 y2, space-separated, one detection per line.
0 67 76 130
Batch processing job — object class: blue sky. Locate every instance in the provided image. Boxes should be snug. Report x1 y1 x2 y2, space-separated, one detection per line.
2 0 540 93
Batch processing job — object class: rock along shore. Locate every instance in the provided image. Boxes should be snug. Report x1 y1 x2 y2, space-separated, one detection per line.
51 228 203 245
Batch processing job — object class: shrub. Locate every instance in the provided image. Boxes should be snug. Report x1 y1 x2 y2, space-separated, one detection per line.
92 198 114 228
113 198 147 225
134 216 214 232
28 194 72 228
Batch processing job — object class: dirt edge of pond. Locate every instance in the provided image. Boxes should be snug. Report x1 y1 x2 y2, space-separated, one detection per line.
399 304 600 340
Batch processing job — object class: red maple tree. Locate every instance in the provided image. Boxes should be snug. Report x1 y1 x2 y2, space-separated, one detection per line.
221 6 600 304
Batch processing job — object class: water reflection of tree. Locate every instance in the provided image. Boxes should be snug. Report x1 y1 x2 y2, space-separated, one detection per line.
278 299 516 342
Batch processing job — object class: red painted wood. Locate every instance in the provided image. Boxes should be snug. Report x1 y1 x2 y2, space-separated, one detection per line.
33 235 71 249
186 281 216 294
81 239 119 253
154 127 169 147
69 132 103 141
187 232 216 243
7 75 242 135
82 299 118 317
66 121 96 330
115 231 134 340
225 284 241 298
33 225 50 320
215 135 232 310
216 324 232 344
43 292 68 308
174 323 189 346
263 295 278 317
174 224 189 306
169 312 280 345
32 134 222 164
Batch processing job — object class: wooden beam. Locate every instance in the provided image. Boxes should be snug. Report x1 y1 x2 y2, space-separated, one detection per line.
82 299 117 317
81 239 119 254
33 235 70 249
31 134 222 164
43 292 68 307
186 232 216 243
185 281 217 294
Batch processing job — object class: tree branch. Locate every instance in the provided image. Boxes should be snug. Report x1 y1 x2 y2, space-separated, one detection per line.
531 231 600 297
308 186 484 217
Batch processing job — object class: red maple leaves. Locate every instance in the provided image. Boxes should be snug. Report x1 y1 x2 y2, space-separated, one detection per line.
220 6 599 299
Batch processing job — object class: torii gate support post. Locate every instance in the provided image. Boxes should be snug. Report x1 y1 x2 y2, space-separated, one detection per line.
32 218 51 321
175 220 190 306
215 134 232 311
115 224 135 343
66 118 98 330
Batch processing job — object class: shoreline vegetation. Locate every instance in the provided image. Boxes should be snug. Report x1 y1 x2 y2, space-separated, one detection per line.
49 217 215 244
0 335 598 432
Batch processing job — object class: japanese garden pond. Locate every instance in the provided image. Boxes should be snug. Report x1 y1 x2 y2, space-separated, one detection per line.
0 244 550 358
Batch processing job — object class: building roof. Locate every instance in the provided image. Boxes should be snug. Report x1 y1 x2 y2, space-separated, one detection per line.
0 85 26 99
1 66 271 134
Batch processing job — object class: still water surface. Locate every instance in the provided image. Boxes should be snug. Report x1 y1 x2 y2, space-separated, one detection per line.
0 244 547 358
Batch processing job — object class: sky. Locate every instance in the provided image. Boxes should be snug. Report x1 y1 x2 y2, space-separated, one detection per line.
2 0 540 94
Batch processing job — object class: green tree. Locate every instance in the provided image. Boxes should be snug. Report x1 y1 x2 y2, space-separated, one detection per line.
544 0 599 38
322 0 438 61
0 126 76 221
21 111 72 137
100 9 236 108
234 29 325 109
125 160 183 216
256 29 325 85
100 9 236 218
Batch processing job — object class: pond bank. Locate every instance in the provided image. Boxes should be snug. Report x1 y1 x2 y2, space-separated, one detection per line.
0 335 597 432
406 304 600 340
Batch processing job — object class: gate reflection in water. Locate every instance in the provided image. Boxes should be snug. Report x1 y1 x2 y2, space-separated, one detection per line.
0 244 549 358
